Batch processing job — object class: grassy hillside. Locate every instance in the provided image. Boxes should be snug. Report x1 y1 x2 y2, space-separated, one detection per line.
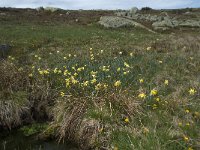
0 8 200 150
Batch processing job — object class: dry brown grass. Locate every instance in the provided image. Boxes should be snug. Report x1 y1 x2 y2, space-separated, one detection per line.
0 61 30 129
51 92 143 149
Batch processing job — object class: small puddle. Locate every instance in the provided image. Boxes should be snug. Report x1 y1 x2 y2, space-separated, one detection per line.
0 129 78 150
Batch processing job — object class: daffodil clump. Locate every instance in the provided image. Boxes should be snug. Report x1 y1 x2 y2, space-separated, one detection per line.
5 44 199 150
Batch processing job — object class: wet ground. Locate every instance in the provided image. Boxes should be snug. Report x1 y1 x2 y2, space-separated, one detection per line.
0 129 78 150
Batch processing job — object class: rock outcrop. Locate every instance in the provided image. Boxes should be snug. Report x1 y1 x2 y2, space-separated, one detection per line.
152 17 175 30
98 16 155 33
114 8 200 31
99 16 138 28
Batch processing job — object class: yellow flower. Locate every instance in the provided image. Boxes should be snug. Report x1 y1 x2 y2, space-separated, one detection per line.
60 92 65 97
74 72 78 76
150 89 158 96
143 127 149 134
28 73 33 77
183 135 189 142
130 52 133 57
18 67 23 71
124 117 129 123
186 123 190 126
138 92 146 99
99 127 103 133
164 80 169 85
185 109 190 113
152 104 158 110
188 147 193 150
54 68 58 73
83 81 89 87
102 66 110 72
39 70 44 75
58 70 62 74
91 78 97 84
114 146 118 150
114 80 121 87
43 70 49 74
100 50 104 53
95 83 102 90
178 122 182 126
91 71 98 76
77 67 84 72
146 46 151 51
63 70 68 76
71 76 78 84
117 68 121 72
139 79 144 83
103 84 108 89
155 97 160 102
119 51 122 55
124 62 130 68
65 78 70 87
68 54 72 57
158 60 163 64
64 57 67 60
194 112 200 118
188 88 196 95
90 48 93 51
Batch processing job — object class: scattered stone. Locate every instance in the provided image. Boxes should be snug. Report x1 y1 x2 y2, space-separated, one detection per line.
0 44 11 59
66 11 70 15
130 7 139 15
178 20 200 28
0 12 6 16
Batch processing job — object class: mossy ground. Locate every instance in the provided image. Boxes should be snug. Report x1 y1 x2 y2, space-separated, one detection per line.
0 9 200 150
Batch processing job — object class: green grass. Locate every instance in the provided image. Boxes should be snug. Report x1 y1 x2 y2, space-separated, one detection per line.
0 21 200 150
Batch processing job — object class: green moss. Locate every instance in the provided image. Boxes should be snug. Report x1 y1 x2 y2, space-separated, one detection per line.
20 123 48 137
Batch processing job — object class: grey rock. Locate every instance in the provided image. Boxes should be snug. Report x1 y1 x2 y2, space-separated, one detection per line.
178 20 200 27
115 11 128 17
99 16 138 28
44 7 59 12
98 16 155 33
152 17 174 30
130 7 139 14
0 44 11 59
0 13 6 16
66 11 70 15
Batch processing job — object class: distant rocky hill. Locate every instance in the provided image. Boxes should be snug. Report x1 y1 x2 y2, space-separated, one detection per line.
112 7 200 30
1 7 200 31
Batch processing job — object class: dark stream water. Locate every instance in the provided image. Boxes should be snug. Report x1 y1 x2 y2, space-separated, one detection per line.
0 130 78 150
